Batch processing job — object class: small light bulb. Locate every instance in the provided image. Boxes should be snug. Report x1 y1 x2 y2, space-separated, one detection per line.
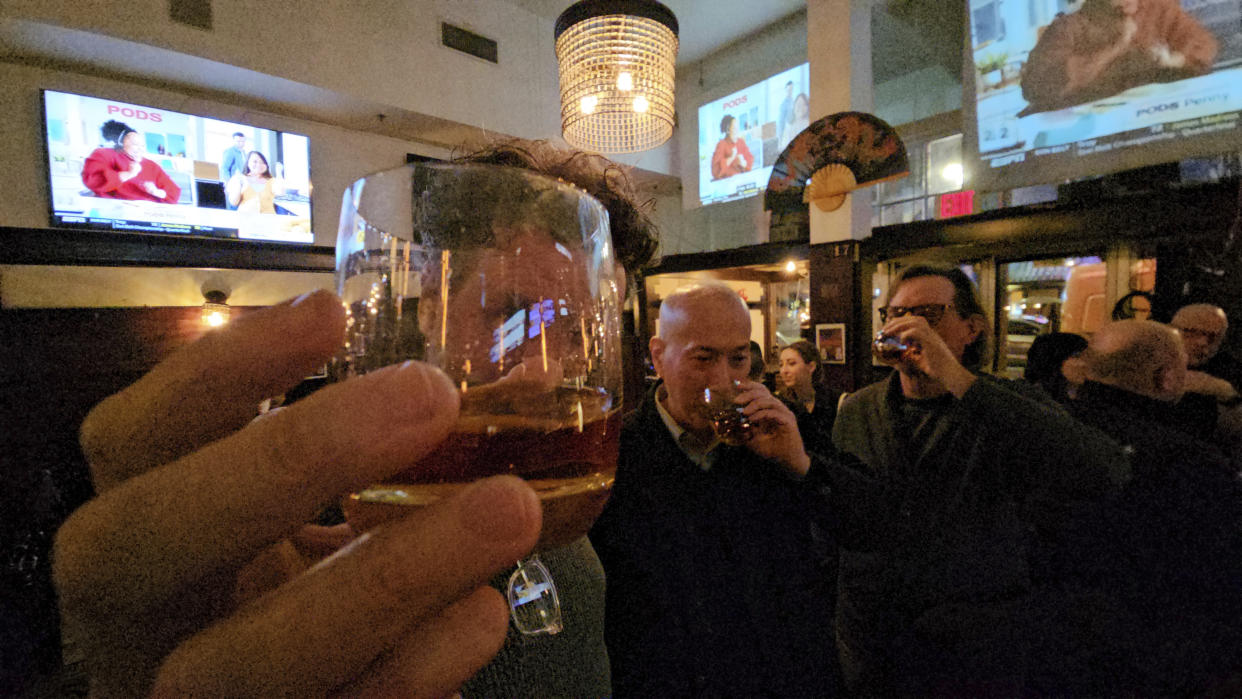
941 162 964 188
632 95 649 113
580 95 598 115
785 260 797 273
616 71 633 91
205 311 226 327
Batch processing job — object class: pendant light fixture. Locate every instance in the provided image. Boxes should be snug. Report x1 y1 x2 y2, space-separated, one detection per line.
554 0 679 154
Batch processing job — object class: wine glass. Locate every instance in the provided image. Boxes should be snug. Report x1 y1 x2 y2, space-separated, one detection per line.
331 162 624 634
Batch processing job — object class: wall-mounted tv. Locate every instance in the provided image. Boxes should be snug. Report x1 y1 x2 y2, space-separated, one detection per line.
966 0 1242 191
42 89 313 243
698 63 810 206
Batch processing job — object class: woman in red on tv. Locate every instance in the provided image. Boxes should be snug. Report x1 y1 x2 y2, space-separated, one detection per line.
81 119 181 204
710 114 754 180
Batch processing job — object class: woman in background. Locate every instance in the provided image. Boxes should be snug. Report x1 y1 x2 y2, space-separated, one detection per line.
710 114 753 180
777 339 840 457
227 150 285 214
81 119 181 204
780 93 810 150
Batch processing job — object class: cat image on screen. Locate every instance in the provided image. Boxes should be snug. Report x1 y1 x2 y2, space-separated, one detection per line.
1018 0 1218 116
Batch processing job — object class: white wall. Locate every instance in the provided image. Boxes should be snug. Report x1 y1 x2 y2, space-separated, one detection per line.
671 11 808 256
874 65 962 127
0 61 447 239
0 265 332 307
2 0 563 143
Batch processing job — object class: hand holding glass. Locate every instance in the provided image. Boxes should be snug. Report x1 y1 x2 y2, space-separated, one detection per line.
331 163 624 634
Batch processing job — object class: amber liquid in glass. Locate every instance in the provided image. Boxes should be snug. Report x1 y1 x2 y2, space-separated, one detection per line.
344 386 620 552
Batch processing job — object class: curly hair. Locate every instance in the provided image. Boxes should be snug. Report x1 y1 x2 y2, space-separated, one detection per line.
453 139 659 274
100 119 135 148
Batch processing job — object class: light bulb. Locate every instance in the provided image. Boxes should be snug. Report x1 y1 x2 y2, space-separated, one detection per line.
941 162 964 189
580 94 598 115
616 71 633 91
785 260 797 273
205 311 226 327
632 95 649 113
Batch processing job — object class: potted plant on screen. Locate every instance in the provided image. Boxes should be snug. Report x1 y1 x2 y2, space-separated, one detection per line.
977 52 1007 89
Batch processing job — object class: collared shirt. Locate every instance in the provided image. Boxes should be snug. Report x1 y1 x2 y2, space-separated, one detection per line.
654 384 721 471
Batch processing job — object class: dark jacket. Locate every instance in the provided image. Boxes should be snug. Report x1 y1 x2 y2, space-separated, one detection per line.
1201 350 1242 393
780 384 841 459
1071 381 1242 694
590 386 839 698
830 373 1128 696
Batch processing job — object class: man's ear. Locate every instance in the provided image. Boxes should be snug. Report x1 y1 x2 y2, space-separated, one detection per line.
649 336 666 377
1154 363 1181 398
966 314 985 342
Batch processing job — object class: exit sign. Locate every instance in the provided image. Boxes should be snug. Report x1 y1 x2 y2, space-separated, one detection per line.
939 190 975 219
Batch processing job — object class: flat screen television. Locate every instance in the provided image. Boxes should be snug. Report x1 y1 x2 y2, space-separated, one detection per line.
42 89 313 243
698 63 810 206
965 0 1242 191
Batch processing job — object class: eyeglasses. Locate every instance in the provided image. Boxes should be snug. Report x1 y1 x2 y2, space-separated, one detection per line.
878 303 955 326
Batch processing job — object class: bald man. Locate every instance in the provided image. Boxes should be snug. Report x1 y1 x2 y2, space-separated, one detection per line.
589 282 839 697
1172 303 1242 394
1072 320 1242 694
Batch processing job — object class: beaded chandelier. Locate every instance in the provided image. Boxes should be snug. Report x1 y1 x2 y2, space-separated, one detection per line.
554 0 679 154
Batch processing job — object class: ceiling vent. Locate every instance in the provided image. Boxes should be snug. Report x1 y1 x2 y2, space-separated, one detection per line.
169 0 213 30
441 22 498 64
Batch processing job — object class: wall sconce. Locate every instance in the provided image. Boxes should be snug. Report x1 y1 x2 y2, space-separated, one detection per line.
555 0 679 154
201 289 230 328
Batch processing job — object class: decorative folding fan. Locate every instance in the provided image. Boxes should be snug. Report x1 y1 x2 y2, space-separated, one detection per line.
764 111 909 213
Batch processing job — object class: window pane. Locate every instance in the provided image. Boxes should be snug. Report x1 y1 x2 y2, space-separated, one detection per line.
927 134 964 195
999 255 1102 379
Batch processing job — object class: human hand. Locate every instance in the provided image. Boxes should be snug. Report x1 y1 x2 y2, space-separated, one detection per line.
878 315 976 397
1184 370 1239 402
733 380 810 477
119 160 142 182
54 290 541 696
142 181 167 199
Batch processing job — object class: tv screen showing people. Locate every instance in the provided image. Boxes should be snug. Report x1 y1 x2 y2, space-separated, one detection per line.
697 63 810 206
43 89 313 243
968 0 1242 190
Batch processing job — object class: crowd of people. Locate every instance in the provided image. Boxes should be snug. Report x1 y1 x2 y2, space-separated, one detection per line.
50 139 1242 696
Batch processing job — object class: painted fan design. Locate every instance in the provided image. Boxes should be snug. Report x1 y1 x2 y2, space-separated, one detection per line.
764 111 909 213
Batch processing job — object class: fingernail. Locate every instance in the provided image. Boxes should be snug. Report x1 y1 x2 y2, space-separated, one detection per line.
290 289 327 307
459 476 540 543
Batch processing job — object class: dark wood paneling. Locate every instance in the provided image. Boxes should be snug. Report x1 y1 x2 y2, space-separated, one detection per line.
863 180 1237 263
0 226 334 271
0 306 250 689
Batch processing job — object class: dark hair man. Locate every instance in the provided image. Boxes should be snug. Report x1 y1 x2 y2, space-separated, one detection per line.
830 264 1128 695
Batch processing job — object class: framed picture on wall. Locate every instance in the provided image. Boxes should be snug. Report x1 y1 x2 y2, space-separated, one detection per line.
815 323 846 365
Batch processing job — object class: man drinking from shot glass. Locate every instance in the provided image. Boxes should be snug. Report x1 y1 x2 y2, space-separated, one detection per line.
831 264 1131 696
589 282 839 698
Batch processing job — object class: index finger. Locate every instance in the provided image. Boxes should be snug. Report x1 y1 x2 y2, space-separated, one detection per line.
80 290 346 490
55 359 461 622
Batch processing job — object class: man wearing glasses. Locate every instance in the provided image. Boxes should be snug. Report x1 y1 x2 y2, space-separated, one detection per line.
1171 303 1242 394
829 265 1129 695
1169 303 1242 449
